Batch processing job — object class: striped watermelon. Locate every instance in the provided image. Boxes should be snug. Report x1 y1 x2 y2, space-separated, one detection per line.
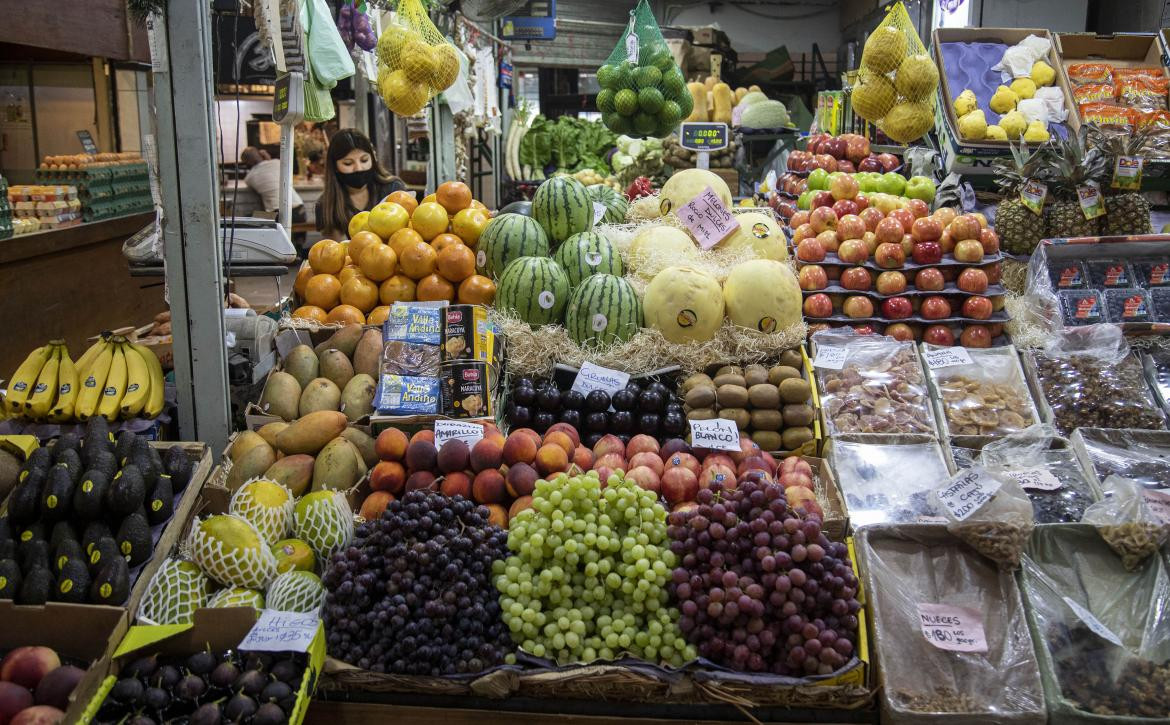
476 213 549 279
586 184 629 224
564 274 643 346
552 231 624 288
496 257 571 326
533 176 593 244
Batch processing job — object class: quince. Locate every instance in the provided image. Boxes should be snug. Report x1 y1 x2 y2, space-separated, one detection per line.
999 111 1028 140
1031 60 1057 86
989 85 1019 114
985 124 1008 141
1023 120 1050 143
953 89 978 117
958 109 988 140
1010 77 1037 100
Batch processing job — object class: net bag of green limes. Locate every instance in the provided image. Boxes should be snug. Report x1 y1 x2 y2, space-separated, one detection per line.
596 0 692 139
850 1 939 144
374 0 462 117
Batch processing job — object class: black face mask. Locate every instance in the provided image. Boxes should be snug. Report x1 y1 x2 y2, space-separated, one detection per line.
337 168 375 189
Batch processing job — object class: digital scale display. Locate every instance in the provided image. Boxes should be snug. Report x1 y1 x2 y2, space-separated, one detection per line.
679 122 728 152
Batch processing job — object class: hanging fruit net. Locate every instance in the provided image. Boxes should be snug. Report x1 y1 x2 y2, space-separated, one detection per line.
852 1 938 144
596 0 692 139
375 0 462 116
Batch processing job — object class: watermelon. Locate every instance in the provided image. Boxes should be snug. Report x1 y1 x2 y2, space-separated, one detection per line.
533 176 593 244
586 184 629 224
564 274 643 346
476 213 549 279
496 257 571 326
552 231 624 288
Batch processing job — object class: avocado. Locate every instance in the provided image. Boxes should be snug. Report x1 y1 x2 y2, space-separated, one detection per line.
7 477 44 524
82 521 113 555
16 563 50 604
89 555 130 605
22 447 51 477
88 450 117 481
0 539 14 559
147 445 164 478
164 447 193 491
54 559 90 603
53 432 82 461
114 430 138 466
116 512 152 567
17 522 45 554
0 513 13 544
49 521 77 551
53 537 84 575
87 535 122 572
145 474 174 526
0 558 21 599
54 448 82 483
106 464 146 517
20 538 48 570
40 464 76 522
83 416 114 458
72 469 110 521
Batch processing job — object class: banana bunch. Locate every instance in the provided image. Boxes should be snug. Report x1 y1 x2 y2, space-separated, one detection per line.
5 336 164 422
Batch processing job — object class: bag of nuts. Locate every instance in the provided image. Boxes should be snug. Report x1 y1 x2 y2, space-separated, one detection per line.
1082 475 1169 571
932 466 1036 570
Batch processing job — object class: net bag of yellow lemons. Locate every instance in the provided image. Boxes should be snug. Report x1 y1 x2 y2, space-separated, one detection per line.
851 1 939 144
595 0 692 138
375 0 462 116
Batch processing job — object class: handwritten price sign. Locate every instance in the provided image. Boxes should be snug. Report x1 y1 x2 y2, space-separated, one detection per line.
917 603 988 653
239 610 320 653
935 467 1001 521
679 186 740 249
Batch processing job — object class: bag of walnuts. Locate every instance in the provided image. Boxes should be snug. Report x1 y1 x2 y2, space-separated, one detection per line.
852 1 939 144
375 0 462 116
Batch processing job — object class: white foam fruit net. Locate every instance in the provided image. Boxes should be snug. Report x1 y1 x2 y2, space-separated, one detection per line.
207 586 266 610
138 558 208 625
266 570 327 613
187 514 278 590
294 491 354 562
230 478 295 545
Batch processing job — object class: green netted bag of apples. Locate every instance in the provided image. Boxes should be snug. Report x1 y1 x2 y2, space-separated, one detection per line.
851 2 939 144
596 0 692 138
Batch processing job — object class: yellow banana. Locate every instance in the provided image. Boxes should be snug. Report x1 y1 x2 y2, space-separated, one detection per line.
127 341 166 418
74 337 107 379
119 344 151 417
26 345 61 419
6 345 52 415
98 343 128 422
76 342 114 421
51 344 79 421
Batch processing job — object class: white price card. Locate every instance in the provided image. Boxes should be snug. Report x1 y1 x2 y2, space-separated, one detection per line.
922 346 974 370
570 361 630 397
593 202 608 225
1063 597 1124 646
1142 488 1170 526
678 186 741 249
689 418 741 451
434 420 485 450
917 603 989 653
239 610 320 653
625 33 639 64
1005 468 1062 491
935 467 1001 522
812 346 847 370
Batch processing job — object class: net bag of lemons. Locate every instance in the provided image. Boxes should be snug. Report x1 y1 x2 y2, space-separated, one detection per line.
851 1 939 144
375 0 462 116
596 0 692 139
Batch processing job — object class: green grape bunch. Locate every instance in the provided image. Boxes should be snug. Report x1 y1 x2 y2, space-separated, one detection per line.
493 471 697 667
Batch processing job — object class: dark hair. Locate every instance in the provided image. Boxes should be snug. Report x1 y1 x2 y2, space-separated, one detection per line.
318 128 401 237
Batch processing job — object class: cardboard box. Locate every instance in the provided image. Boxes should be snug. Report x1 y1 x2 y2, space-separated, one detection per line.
736 45 794 85
690 26 730 49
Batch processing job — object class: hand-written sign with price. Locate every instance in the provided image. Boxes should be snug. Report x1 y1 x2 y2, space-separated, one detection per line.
1143 488 1170 526
1005 468 1062 491
935 467 1001 521
689 418 741 451
433 420 485 450
571 361 630 396
917 603 989 653
679 186 741 249
922 346 973 370
239 609 320 653
812 346 848 370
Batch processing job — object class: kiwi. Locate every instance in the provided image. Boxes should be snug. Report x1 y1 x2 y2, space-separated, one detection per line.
744 365 769 387
778 377 811 404
712 373 747 388
779 349 804 369
781 427 814 450
684 386 717 409
716 385 749 409
782 404 816 427
714 365 744 377
680 373 714 394
768 365 802 385
720 407 751 430
686 407 716 421
747 384 781 409
750 409 783 432
751 431 784 451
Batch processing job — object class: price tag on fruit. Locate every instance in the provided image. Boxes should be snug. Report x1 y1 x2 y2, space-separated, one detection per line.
571 361 630 397
1005 468 1062 491
1077 182 1106 221
1021 180 1047 215
434 420 485 450
812 346 847 370
922 346 973 369
1062 597 1123 646
917 603 988 652
239 610 320 653
935 467 1001 521
689 418 741 451
625 31 639 64
678 186 741 249
1142 488 1170 526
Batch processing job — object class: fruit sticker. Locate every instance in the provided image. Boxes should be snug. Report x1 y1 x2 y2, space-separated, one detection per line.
1021 180 1047 215
591 313 609 332
538 291 556 309
751 222 770 238
676 309 697 328
757 316 777 333
584 251 603 266
1112 155 1143 191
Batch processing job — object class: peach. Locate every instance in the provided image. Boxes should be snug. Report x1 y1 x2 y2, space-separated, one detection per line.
662 466 699 505
594 453 626 472
508 495 534 520
593 434 626 459
485 504 508 528
405 440 438 472
664 451 701 478
439 471 473 499
671 501 699 514
506 462 539 497
512 427 543 448
702 464 737 489
731 437 762 464
405 470 437 492
779 470 814 490
542 430 575 456
11 707 65 725
409 430 435 446
483 430 506 450
779 456 813 479
359 491 395 520
626 434 660 458
629 452 664 477
472 469 507 503
702 454 735 472
738 456 774 477
502 433 538 465
626 466 661 493
536 444 570 476
572 446 594 472
545 422 581 448
469 438 503 472
0 682 33 724
374 428 409 461
437 439 470 473
369 461 406 494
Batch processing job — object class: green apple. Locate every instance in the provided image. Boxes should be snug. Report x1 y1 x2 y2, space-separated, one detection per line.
797 190 812 210
905 175 936 203
878 171 906 196
856 172 877 193
807 168 829 191
1162 222 1170 234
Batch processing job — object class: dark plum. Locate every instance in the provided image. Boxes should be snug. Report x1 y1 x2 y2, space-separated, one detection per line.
638 389 664 412
610 389 637 411
537 388 561 412
558 409 582 429
638 412 660 434
511 385 535 406
585 390 610 412
661 410 686 435
507 404 532 427
609 410 634 433
561 390 586 410
586 412 609 433
533 411 556 433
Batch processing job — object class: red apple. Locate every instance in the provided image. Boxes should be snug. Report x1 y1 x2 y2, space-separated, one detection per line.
949 214 982 242
875 270 907 294
961 295 994 320
836 159 856 174
854 194 869 212
858 156 882 172
889 208 915 233
798 265 829 290
790 210 810 228
815 229 840 253
803 293 833 318
906 198 930 218
854 325 876 335
779 457 812 477
875 217 904 245
846 136 871 163
812 190 835 208
861 231 878 253
953 239 984 263
901 234 915 257
882 296 913 319
920 295 953 320
843 295 874 319
915 267 945 291
830 174 859 201
957 267 989 294
933 207 957 226
825 137 847 159
809 206 838 233
779 469 814 489
859 207 884 232
796 238 826 262
877 153 900 171
885 322 916 341
911 241 943 265
911 216 943 243
832 199 859 219
813 154 837 172
979 227 1000 254
875 242 906 269
923 324 956 346
793 223 815 244
838 239 870 265
960 324 993 348
986 262 1003 285
786 487 823 517
938 228 956 254
988 322 1005 337
840 266 873 290
661 466 699 505
836 214 866 241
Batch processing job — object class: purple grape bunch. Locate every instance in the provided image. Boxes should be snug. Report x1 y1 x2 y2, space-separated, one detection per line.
337 3 376 52
666 479 861 675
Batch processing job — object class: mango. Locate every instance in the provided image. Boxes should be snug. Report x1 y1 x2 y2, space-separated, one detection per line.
259 371 301 421
314 324 363 358
339 427 378 468
318 349 355 390
312 437 362 491
299 378 341 417
352 329 382 380
229 431 270 464
263 454 315 497
226 444 276 491
275 410 348 455
283 345 320 389
340 374 376 422
256 421 289 449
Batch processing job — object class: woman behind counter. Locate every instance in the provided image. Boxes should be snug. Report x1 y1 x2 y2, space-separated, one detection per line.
315 128 406 239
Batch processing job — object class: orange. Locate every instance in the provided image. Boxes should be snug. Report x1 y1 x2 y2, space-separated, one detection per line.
451 208 489 247
367 305 392 325
389 227 425 258
338 264 364 285
292 305 328 323
367 201 410 239
293 264 314 299
436 243 476 282
470 199 488 212
358 243 398 282
326 304 366 325
410 202 450 241
436 181 473 213
348 230 384 266
417 273 456 302
385 190 419 215
457 274 497 305
348 211 370 238
340 276 380 312
304 273 342 309
379 275 416 304
308 239 345 274
431 233 464 252
399 240 438 279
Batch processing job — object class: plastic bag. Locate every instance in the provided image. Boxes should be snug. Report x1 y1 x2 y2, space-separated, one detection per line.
830 439 951 526
981 425 1098 524
595 0 690 139
1032 86 1068 123
374 0 462 116
923 343 1039 439
932 466 1035 570
1082 475 1169 570
994 35 1051 82
853 2 937 143
1074 427 1170 491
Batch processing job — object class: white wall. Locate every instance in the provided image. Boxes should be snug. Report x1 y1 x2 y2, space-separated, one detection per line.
668 4 840 56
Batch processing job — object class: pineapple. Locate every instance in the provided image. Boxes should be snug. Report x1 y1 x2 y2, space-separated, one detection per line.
1043 125 1109 239
1087 123 1154 237
991 142 1049 255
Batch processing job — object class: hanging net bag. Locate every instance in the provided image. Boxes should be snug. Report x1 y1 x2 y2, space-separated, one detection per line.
597 0 692 139
852 1 938 144
375 0 462 116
